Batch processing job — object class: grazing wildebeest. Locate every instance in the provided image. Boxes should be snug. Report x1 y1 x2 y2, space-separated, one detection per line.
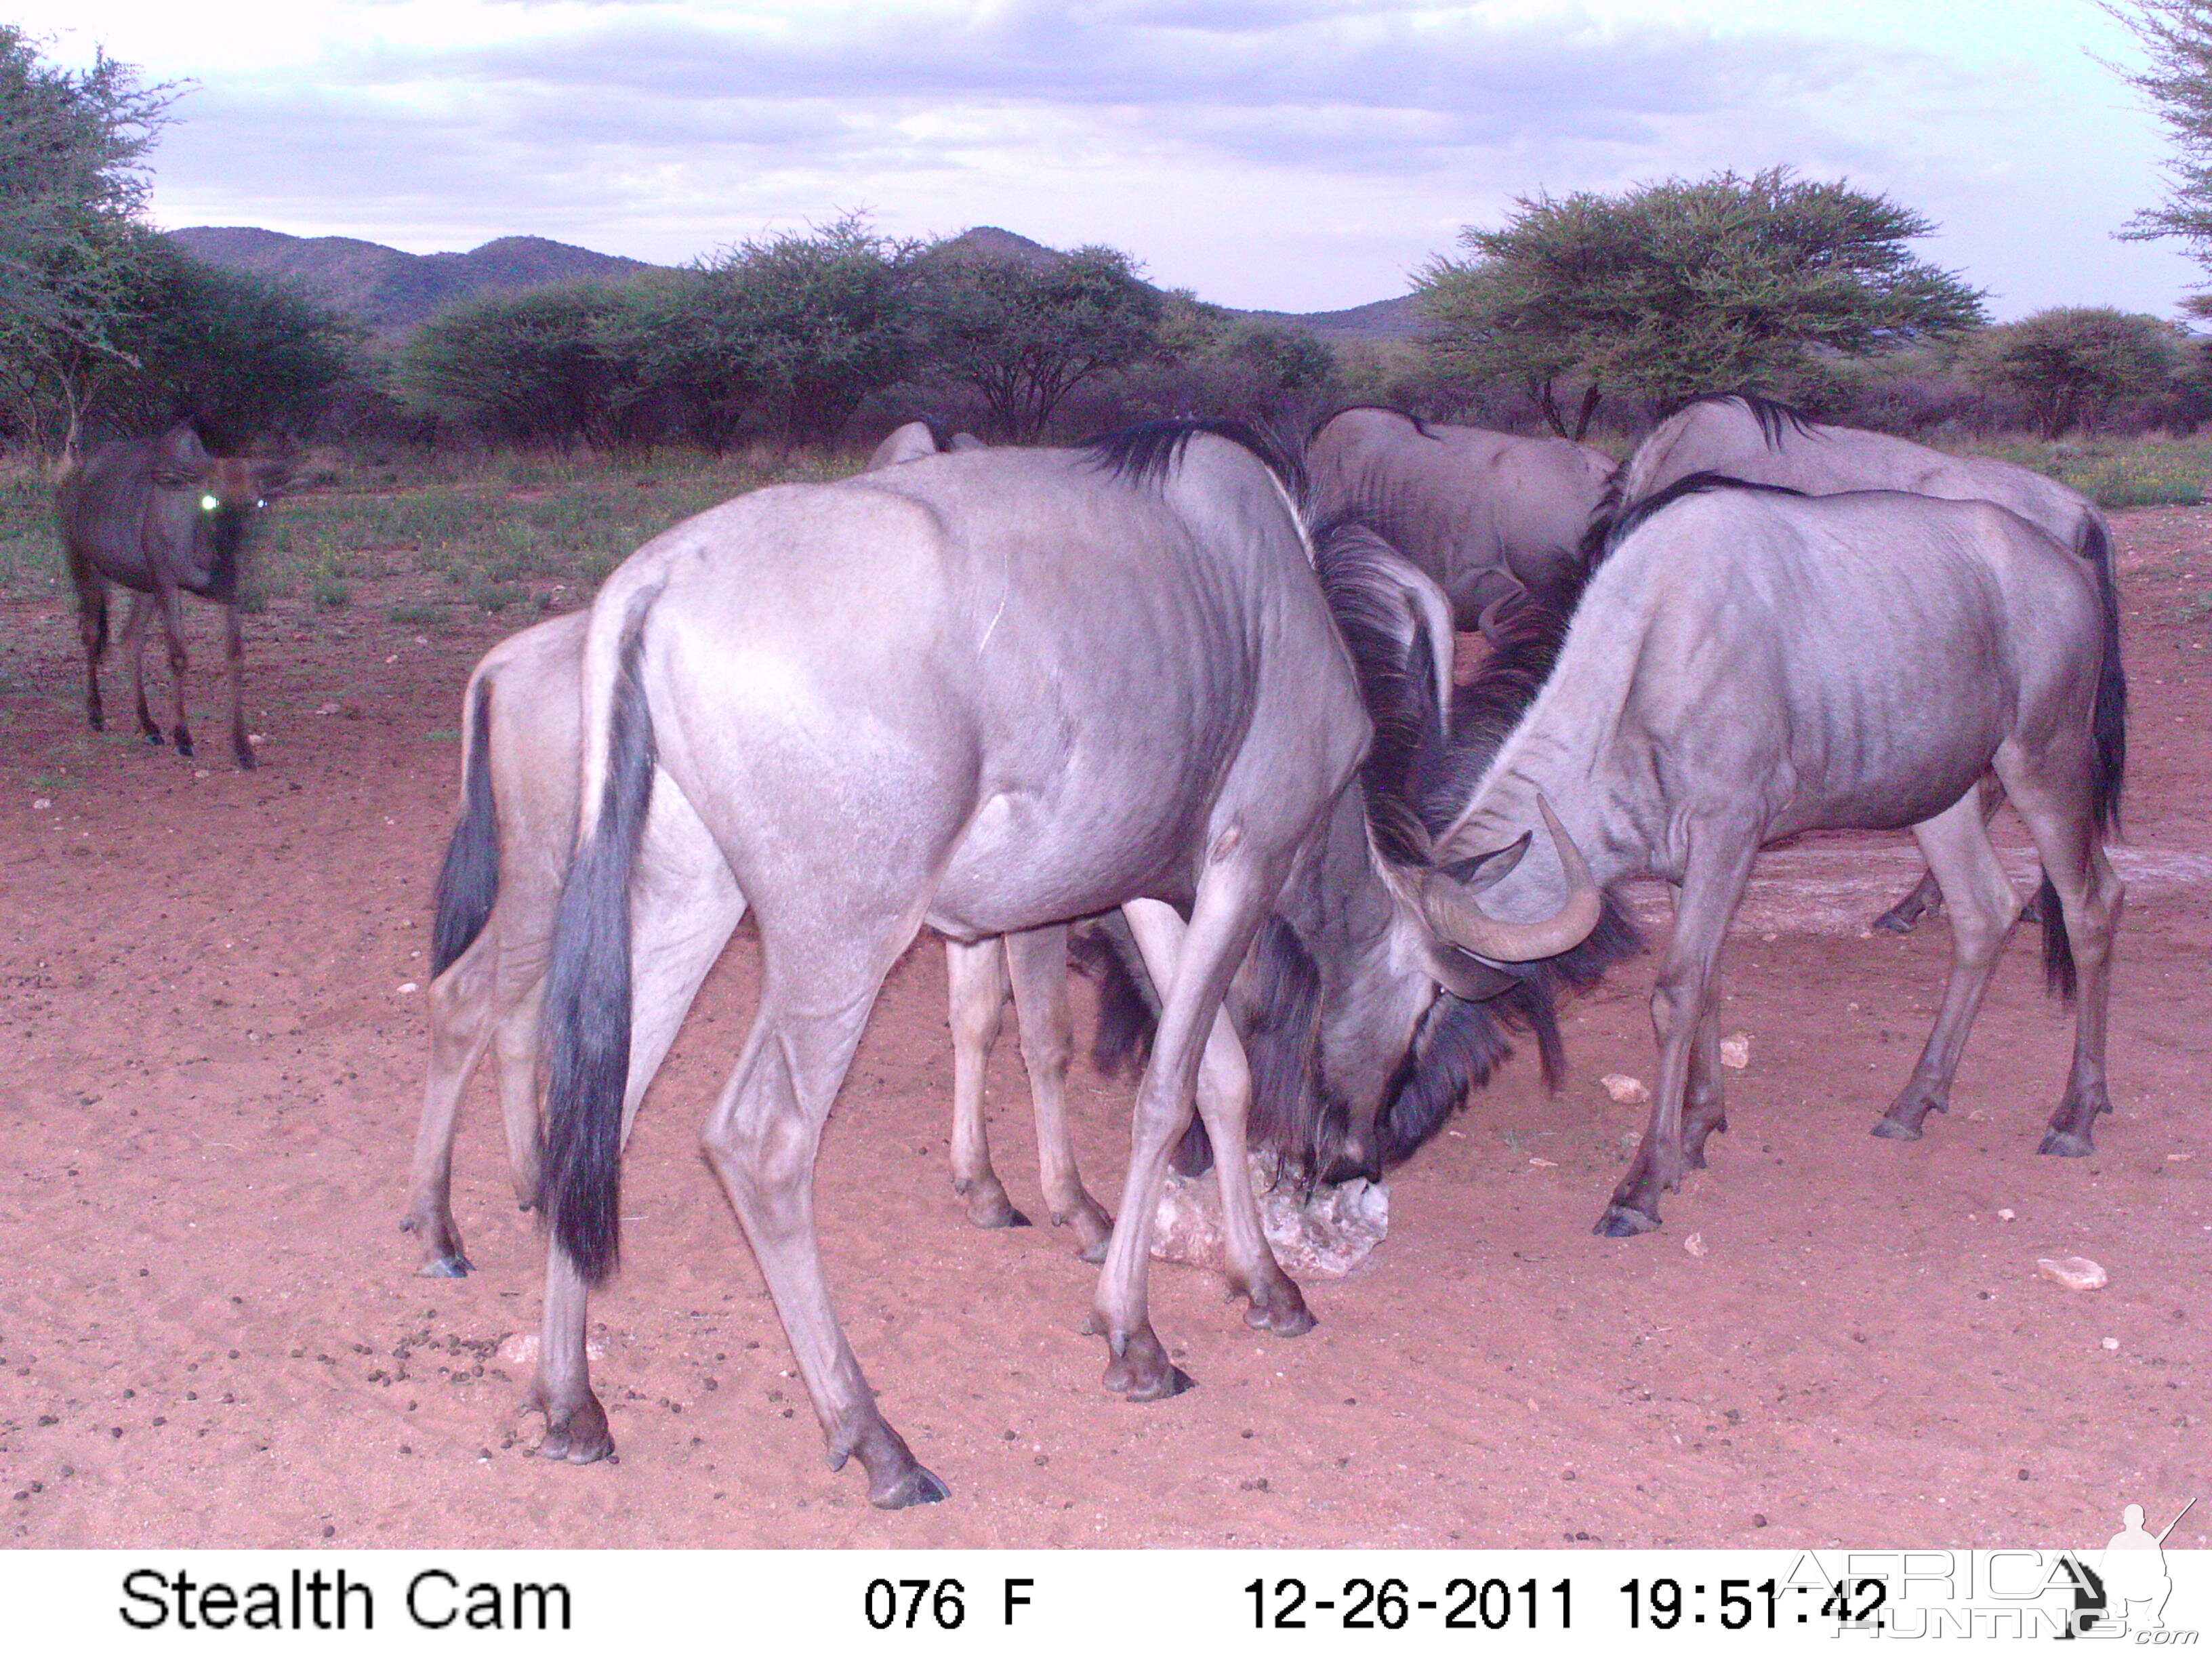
531 422 1596 1505
57 422 285 770
403 421 1115 1279
1609 393 2123 934
1434 476 2126 1237
1305 406 1615 621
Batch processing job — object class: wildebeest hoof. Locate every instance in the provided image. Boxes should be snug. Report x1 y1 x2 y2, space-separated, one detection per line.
1870 903 1924 935
956 1176 1028 1230
417 1252 470 1279
869 1465 950 1509
1055 1199 1114 1262
142 731 164 747
2038 1128 2095 1158
1594 1204 1661 1238
1103 1328 1193 1400
234 744 258 771
173 729 193 756
1870 1115 1924 1141
533 1395 615 1464
1237 1276 1316 1337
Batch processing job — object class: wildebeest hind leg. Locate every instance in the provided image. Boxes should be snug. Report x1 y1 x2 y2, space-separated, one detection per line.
402 934 503 1275
2001 759 2124 1157
153 585 194 756
1680 989 1728 1169
1599 834 1753 1237
1874 790 2020 1142
700 934 947 1508
223 605 253 769
945 935 1029 1229
1006 923 1114 1258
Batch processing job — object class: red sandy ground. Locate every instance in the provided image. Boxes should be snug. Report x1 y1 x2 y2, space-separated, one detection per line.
0 506 2205 1551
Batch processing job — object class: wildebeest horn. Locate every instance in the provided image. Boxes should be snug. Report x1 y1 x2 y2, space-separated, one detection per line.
1414 796 1601 963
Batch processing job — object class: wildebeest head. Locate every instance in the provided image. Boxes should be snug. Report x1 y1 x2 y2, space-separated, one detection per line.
1240 521 1631 1185
145 424 288 602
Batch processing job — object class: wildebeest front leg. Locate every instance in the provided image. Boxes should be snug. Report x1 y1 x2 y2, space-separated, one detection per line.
700 954 947 1509
1004 923 1114 1259
1680 986 1728 1170
153 584 195 756
1599 835 1754 1237
119 594 161 743
1093 876 1282 1401
1874 790 2021 1143
944 935 1029 1230
73 573 108 733
222 605 254 769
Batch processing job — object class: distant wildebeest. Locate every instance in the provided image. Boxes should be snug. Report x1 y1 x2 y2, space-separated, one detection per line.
530 422 1596 1506
1431 475 2126 1237
1607 393 2123 934
403 421 1115 1282
1305 405 1616 623
57 422 287 770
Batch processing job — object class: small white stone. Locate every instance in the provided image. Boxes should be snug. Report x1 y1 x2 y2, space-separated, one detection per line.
397 981 419 995
1997 1208 2017 1221
1683 1231 1708 1258
2101 1336 2121 1351
1601 1073 1650 1105
192 769 209 779
316 703 339 716
2168 1152 2194 1163
2038 1256 2109 1291
1719 1033 1750 1069
1528 1156 1557 1168
30 798 51 811
247 733 266 746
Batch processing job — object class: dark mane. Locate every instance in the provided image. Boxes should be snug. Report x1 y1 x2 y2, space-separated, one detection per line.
1308 404 1439 444
1083 417 1305 504
917 414 955 452
1659 391 1820 449
1599 470 1806 561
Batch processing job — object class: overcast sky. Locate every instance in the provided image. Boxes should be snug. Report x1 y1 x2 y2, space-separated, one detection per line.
26 0 2207 318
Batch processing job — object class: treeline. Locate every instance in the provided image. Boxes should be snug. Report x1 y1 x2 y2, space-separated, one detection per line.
5 22 2207 459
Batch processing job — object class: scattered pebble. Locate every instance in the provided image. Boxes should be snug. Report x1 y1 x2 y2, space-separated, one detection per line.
31 798 52 811
2168 1153 2194 1163
385 655 398 665
2038 1256 2108 1292
2101 1336 2121 1351
192 769 209 780
1719 1033 1750 1069
247 733 266 746
1997 1208 2017 1221
1601 1073 1650 1105
1528 1157 1557 1169
1683 1232 1708 1258
1967 1109 1990 1122
316 703 340 716
396 982 419 996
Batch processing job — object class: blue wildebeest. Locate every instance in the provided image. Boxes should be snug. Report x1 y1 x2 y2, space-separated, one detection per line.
529 422 1597 1506
56 422 286 770
1427 475 2126 1237
400 422 1118 1280
1608 393 2124 934
1305 405 1615 626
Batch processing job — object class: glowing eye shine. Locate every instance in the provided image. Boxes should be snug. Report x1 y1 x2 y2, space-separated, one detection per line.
200 494 219 511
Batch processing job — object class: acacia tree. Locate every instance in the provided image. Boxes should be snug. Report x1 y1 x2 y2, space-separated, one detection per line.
911 243 1162 438
1966 307 2184 436
2105 1 2212 297
405 284 652 451
0 27 176 452
619 215 920 448
1418 168 1987 432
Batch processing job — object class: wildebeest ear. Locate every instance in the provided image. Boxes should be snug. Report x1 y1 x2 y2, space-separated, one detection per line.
1425 944 1519 1002
150 424 211 489
1441 829 1532 894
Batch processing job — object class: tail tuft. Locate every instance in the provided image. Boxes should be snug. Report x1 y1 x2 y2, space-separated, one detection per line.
430 678 500 975
539 613 657 1283
2038 874 2078 1006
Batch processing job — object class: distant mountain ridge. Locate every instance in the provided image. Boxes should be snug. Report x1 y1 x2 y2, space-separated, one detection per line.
165 228 657 333
166 223 1422 343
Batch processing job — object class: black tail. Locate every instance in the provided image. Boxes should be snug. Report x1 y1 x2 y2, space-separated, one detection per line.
539 607 657 1284
2081 513 2127 838
2037 874 2077 1006
430 677 501 975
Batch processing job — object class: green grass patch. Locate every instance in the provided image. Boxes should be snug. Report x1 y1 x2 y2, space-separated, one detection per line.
1956 436 2212 510
387 603 445 626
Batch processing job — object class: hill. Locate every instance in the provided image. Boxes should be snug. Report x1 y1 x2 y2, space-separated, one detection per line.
167 222 1421 343
165 228 658 333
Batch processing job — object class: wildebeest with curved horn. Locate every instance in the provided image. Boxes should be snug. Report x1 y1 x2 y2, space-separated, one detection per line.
530 422 1596 1507
57 422 287 770
1435 474 2125 1237
1608 393 2124 934
402 421 1115 1279
1305 405 1615 624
